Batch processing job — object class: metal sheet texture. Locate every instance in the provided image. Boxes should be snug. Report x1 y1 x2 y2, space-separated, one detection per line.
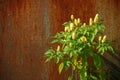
0 0 120 80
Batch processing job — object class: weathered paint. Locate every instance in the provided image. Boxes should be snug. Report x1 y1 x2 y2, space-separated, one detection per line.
0 0 120 80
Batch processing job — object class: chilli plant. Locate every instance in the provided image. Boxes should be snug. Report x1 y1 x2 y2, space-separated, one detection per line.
45 14 114 80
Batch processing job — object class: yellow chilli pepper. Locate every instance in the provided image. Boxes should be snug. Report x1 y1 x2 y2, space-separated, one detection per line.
94 14 99 23
80 36 87 42
57 45 60 51
71 14 74 20
89 18 93 26
102 35 106 43
72 32 76 39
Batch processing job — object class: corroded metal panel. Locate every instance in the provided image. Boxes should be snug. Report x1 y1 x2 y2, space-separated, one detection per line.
0 0 120 80
95 0 120 67
0 0 50 80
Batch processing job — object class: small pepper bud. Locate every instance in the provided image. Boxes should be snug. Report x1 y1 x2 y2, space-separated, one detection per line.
102 35 106 43
57 45 60 51
77 18 80 24
99 36 102 41
72 32 76 39
89 18 93 26
83 23 86 27
94 14 99 24
71 14 74 20
68 29 71 32
80 36 87 42
74 19 78 26
70 23 74 31
64 27 69 32
69 43 72 47
66 27 70 32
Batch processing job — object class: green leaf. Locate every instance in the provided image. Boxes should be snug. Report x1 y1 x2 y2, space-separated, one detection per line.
91 34 95 42
94 28 98 35
51 39 59 43
73 58 77 66
93 54 102 67
70 52 73 58
99 71 105 80
64 60 71 70
68 75 73 80
98 47 105 55
80 68 87 80
90 74 97 80
64 46 71 53
55 57 59 63
63 21 70 26
45 59 50 63
83 30 87 35
58 62 64 74
53 32 63 38
45 49 55 61
108 46 115 53
72 64 76 70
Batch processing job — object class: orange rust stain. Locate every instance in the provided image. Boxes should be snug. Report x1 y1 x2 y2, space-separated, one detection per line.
0 0 120 80
0 0 48 80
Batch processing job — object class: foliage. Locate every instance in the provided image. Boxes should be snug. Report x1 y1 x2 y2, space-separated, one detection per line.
45 14 114 80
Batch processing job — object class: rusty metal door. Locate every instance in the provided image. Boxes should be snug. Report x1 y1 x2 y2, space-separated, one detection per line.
0 0 120 80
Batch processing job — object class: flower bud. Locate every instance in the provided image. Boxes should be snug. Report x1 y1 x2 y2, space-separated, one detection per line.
94 14 99 23
66 27 70 32
74 19 78 26
71 14 74 20
77 18 80 24
83 23 86 27
99 36 102 41
69 43 72 47
68 29 71 32
102 35 106 43
72 32 76 39
64 27 69 32
57 45 60 51
89 18 93 26
80 36 87 42
70 23 74 31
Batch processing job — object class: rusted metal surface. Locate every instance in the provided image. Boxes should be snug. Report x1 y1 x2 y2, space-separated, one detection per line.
0 0 50 80
95 0 120 67
0 0 120 80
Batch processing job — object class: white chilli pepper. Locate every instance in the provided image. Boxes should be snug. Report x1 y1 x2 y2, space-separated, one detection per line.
83 23 86 27
71 14 74 20
89 18 93 26
74 19 78 26
72 32 77 39
102 35 106 43
99 36 102 41
77 18 80 24
64 27 69 32
69 43 72 48
57 45 60 51
70 23 74 31
94 14 99 23
80 36 87 42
